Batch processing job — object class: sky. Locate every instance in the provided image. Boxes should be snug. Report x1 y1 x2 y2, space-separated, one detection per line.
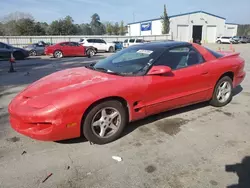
1 0 250 24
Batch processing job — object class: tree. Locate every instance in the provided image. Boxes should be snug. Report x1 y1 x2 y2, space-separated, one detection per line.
105 22 113 35
16 18 35 35
2 11 33 23
33 22 46 35
90 13 105 35
48 20 61 35
77 23 93 35
119 21 125 35
47 16 77 35
0 22 5 35
161 4 170 34
237 24 250 36
112 22 119 35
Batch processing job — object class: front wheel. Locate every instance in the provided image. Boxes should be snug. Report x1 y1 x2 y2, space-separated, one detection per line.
217 40 222 44
109 46 114 53
83 100 127 144
13 51 25 60
53 50 63 58
210 76 233 107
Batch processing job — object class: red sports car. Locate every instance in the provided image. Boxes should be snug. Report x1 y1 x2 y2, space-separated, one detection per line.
45 41 97 58
9 42 245 144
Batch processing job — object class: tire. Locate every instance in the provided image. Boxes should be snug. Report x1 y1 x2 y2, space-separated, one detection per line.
86 49 95 57
217 40 221 44
53 50 63 58
210 76 233 107
13 51 25 60
83 100 127 144
29 50 37 56
109 46 114 53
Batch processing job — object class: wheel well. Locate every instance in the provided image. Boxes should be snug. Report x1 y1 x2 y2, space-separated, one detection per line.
80 96 129 135
219 71 234 82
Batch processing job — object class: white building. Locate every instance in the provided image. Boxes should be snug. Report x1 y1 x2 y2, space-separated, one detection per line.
127 11 238 43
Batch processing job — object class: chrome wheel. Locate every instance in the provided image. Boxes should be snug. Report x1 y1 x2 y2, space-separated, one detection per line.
91 107 121 138
88 49 95 57
54 51 63 58
216 81 232 103
29 50 37 56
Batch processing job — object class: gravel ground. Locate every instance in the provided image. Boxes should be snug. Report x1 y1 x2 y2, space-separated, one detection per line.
0 44 250 188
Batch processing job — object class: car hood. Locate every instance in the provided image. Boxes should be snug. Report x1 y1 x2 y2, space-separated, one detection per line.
21 67 115 98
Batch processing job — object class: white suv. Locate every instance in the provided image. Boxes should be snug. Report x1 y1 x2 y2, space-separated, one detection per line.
123 38 144 48
216 36 237 44
79 38 115 52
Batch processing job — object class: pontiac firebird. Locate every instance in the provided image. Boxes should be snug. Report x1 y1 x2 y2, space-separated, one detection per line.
8 41 246 144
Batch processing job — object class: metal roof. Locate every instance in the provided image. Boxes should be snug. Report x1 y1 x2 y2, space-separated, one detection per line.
127 11 226 25
129 41 191 48
226 23 238 25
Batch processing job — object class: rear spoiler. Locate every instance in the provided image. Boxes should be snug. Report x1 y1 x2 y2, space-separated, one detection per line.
218 51 240 59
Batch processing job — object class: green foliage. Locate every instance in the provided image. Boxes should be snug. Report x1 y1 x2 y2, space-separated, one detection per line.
105 22 113 35
119 21 125 35
90 13 105 35
112 22 119 35
237 24 250 36
161 4 170 34
0 11 125 36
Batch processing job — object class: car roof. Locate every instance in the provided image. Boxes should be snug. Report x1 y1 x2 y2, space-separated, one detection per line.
131 41 191 48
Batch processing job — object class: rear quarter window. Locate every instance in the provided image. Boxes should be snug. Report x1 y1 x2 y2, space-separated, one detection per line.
205 47 224 58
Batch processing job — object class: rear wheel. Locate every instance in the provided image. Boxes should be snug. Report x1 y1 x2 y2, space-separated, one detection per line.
29 50 37 56
53 50 63 58
86 49 95 57
210 76 233 107
83 100 127 144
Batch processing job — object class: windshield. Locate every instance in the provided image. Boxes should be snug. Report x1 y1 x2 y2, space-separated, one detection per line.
92 45 165 76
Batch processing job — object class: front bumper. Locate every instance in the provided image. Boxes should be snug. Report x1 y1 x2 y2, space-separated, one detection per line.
8 95 81 141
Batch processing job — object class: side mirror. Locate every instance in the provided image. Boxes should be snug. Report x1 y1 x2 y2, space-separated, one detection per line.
147 66 172 75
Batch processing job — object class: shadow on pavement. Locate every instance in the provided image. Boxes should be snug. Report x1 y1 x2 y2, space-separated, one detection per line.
226 156 250 188
232 85 243 96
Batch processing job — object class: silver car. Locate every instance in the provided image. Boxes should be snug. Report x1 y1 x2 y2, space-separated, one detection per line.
23 42 46 56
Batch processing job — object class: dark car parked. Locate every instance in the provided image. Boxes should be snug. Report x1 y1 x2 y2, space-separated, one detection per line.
0 42 29 60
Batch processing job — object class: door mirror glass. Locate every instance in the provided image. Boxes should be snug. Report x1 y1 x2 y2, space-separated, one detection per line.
147 66 172 75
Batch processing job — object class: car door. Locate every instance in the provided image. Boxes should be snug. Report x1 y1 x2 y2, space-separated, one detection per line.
36 43 45 55
60 42 72 56
96 39 106 51
72 42 85 56
144 46 211 116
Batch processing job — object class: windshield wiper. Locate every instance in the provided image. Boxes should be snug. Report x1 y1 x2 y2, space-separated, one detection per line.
86 65 122 75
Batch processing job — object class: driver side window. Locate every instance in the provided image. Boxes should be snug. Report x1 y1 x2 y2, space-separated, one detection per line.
154 46 204 70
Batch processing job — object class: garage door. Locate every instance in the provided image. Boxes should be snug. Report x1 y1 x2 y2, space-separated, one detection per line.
177 25 189 42
206 26 217 43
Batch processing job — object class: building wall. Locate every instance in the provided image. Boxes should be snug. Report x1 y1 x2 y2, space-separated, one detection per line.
224 24 238 36
170 12 225 43
127 12 233 43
